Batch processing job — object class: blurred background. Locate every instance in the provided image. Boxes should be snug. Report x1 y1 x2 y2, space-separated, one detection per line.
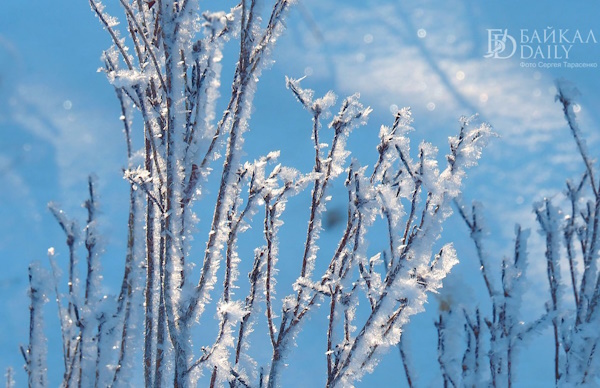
2 0 599 386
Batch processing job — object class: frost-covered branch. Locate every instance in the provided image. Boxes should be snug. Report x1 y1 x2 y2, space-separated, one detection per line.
22 263 48 388
19 2 495 387
265 82 491 388
447 81 600 387
555 79 597 198
542 82 600 386
452 202 541 387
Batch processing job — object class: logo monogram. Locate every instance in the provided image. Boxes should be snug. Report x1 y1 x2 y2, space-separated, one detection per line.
484 29 517 59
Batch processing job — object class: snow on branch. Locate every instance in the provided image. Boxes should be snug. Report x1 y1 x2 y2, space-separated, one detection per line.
22 262 49 388
18 2 494 387
446 81 600 387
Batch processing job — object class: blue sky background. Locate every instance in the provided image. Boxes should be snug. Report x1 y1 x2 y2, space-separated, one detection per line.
2 0 600 386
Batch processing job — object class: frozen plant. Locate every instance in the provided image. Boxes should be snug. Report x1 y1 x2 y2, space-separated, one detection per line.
536 79 600 386
440 80 600 388
445 203 551 388
15 1 491 387
278 85 492 388
21 263 49 388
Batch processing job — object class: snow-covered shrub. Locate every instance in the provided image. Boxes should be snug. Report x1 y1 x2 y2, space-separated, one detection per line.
16 1 491 387
443 80 600 387
538 80 600 386
447 204 549 387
